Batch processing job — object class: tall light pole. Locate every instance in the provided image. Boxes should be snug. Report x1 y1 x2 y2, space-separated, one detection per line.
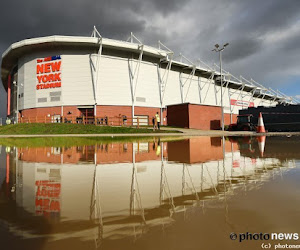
212 43 229 131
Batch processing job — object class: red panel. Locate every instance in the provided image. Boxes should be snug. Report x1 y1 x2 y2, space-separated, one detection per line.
188 104 222 130
167 103 189 128
7 75 11 116
6 154 10 184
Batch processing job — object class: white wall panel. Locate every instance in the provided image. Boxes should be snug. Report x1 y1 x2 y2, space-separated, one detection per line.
62 54 94 106
182 75 201 104
134 61 161 107
17 48 278 112
22 55 37 109
17 58 25 110
162 70 182 106
97 56 132 106
200 78 217 106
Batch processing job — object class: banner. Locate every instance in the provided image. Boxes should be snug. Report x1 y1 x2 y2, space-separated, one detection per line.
230 99 254 107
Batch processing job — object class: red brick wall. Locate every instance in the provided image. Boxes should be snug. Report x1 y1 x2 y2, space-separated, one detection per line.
19 105 232 128
224 113 238 125
18 143 168 164
225 140 239 152
167 103 189 128
20 105 167 125
95 105 165 125
168 137 223 163
188 104 222 130
95 105 131 118
135 106 166 125
21 106 82 118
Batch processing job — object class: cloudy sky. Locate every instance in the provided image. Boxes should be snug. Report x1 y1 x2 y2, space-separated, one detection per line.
1 0 300 118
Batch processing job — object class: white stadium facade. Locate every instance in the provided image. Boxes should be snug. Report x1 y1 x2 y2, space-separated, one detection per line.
1 27 296 127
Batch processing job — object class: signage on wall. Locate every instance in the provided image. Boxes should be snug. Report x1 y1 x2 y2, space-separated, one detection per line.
230 99 254 107
35 180 61 216
36 55 61 90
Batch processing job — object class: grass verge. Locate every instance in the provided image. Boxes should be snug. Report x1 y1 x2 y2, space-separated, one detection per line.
0 136 186 148
0 123 180 135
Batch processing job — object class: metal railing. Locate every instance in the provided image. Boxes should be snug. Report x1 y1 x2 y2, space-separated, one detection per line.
19 116 151 128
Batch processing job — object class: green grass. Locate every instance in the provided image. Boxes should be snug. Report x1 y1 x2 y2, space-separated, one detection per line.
0 123 180 135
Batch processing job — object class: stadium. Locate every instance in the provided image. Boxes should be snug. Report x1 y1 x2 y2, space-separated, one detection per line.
1 27 295 128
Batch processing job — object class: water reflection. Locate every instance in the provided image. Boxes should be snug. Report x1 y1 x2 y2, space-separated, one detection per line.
1 136 299 250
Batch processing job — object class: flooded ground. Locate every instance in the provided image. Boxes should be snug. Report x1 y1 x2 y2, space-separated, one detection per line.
0 136 299 250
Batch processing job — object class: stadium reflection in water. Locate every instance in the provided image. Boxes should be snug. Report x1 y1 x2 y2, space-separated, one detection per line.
1 136 300 250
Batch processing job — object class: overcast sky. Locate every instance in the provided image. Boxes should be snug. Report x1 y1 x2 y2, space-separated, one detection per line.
1 0 300 118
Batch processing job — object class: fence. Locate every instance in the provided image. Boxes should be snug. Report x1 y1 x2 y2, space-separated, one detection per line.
19 115 151 128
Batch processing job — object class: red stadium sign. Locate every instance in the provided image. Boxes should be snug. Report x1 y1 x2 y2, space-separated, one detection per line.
230 99 254 107
36 55 62 90
35 180 61 216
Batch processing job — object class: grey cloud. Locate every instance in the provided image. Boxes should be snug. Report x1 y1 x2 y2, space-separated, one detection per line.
1 0 300 118
223 37 263 63
232 0 300 35
148 0 191 15
277 32 300 52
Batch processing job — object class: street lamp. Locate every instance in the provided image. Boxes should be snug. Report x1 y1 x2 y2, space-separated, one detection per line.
212 43 229 131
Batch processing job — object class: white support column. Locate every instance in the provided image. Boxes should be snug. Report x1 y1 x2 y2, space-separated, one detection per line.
183 66 196 103
198 77 202 104
90 26 103 117
228 88 233 123
94 40 103 116
157 42 173 126
259 91 267 106
179 72 184 103
128 34 144 120
251 78 278 106
177 54 197 103
221 75 231 121
238 84 246 107
201 70 215 103
249 87 257 105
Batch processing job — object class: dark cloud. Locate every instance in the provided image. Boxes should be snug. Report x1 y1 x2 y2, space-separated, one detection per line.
1 0 300 118
232 0 300 35
223 37 263 63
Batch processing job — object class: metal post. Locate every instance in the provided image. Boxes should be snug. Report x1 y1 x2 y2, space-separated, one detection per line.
219 51 224 131
213 43 228 131
160 107 163 126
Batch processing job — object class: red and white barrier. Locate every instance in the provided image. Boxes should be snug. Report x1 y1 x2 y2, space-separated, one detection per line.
257 112 266 133
257 136 266 157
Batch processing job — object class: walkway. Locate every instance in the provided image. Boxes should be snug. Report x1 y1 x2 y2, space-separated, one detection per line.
0 127 299 138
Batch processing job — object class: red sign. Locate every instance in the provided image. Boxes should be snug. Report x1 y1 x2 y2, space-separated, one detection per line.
230 99 254 107
36 56 61 90
35 180 61 216
233 160 240 168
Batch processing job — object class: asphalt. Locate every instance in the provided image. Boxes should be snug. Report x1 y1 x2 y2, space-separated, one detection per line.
0 127 299 138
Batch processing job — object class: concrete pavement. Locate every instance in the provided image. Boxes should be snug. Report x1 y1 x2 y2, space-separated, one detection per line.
0 127 299 138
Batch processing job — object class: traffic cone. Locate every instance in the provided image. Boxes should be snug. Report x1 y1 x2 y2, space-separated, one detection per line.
257 136 266 157
256 112 266 133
